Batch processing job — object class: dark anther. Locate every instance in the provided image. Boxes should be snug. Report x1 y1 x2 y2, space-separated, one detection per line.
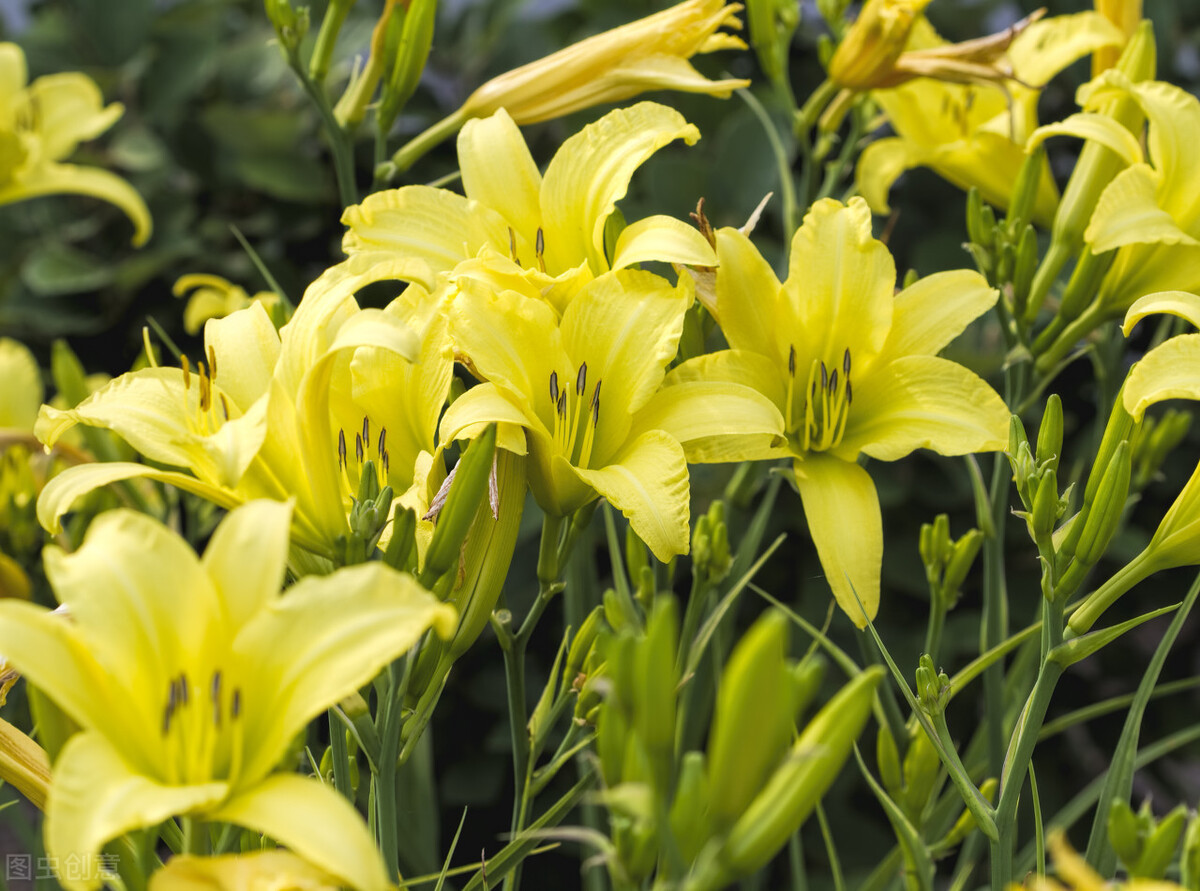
788 345 796 377
338 429 347 470
576 362 587 396
843 348 851 376
550 370 559 405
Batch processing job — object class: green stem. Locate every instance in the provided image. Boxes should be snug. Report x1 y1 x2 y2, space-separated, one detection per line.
738 88 798 239
289 56 358 208
923 590 946 666
382 108 470 180
980 452 1010 780
180 816 206 856
309 0 354 85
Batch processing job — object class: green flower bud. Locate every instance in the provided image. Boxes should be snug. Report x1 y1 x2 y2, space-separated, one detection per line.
942 530 984 606
633 597 679 796
264 0 310 53
1060 393 1134 560
564 606 605 689
1108 798 1144 868
876 723 903 798
708 610 793 831
915 654 949 717
1181 811 1200 891
1031 468 1062 542
936 777 997 851
1073 440 1131 569
966 187 989 250
790 654 825 720
1036 394 1064 473
1006 145 1045 241
1011 224 1038 318
669 751 712 863
900 722 940 822
378 0 437 134
1135 804 1188 879
1133 408 1192 491
718 666 884 878
382 505 417 572
747 0 800 88
420 424 497 587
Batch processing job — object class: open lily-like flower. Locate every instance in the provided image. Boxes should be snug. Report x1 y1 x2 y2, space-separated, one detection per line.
0 42 150 245
35 256 431 562
856 12 1123 227
439 268 780 562
0 499 455 891
657 198 1008 625
1067 73 1200 321
343 102 717 315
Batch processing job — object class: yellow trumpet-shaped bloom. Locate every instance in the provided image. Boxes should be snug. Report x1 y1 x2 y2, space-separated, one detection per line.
0 499 455 891
0 42 151 245
35 257 438 562
656 198 1008 625
856 12 1124 226
439 268 781 561
828 0 933 91
344 102 717 315
173 274 282 336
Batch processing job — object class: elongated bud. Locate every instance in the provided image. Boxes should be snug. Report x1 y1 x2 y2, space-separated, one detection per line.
264 0 310 53
1181 811 1200 891
708 610 793 831
564 605 604 687
1007 145 1045 238
1136 804 1188 879
1011 224 1039 318
937 778 998 850
632 597 679 797
420 425 497 586
790 654 825 720
382 505 417 572
915 654 949 716
669 751 712 863
378 0 438 134
1073 440 1131 569
900 722 940 821
876 723 903 798
1060 392 1134 560
942 530 984 603
717 666 884 877
1031 468 1062 541
966 187 989 250
747 0 800 87
1037 394 1064 472
626 524 649 589
1109 798 1144 867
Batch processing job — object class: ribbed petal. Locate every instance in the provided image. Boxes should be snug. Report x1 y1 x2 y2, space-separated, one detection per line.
1123 290 1200 334
631 380 784 463
207 775 389 891
202 500 292 633
1026 112 1144 167
0 337 43 430
792 454 881 628
714 228 786 360
203 302 280 414
1123 334 1200 419
233 562 454 782
835 356 1009 462
439 382 534 453
855 137 924 216
883 269 997 360
787 198 895 376
1086 164 1198 253
610 214 717 270
46 733 227 891
541 102 699 274
27 72 123 160
574 429 691 562
0 163 152 245
458 108 543 247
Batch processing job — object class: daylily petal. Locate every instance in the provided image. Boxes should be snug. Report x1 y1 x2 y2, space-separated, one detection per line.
1126 78 1200 226
792 454 881 628
611 214 717 270
439 382 534 454
27 72 124 160
856 136 924 216
1123 334 1200 419
1123 290 1200 334
0 601 126 746
835 355 1009 462
559 269 690 461
203 302 280 413
541 102 700 274
202 499 292 632
0 162 152 246
148 851 341 891
234 562 454 781
450 280 568 431
207 774 389 891
46 732 226 891
714 228 786 360
631 379 785 462
664 349 787 410
458 108 543 243
36 462 243 536
929 132 1059 228
574 429 691 562
883 269 998 360
0 337 42 430
340 185 512 272
787 198 894 374
1006 11 1124 87
1026 111 1144 168
1086 164 1199 252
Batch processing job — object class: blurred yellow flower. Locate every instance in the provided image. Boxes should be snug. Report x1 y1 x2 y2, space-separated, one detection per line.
149 851 341 890
0 42 151 245
173 274 281 336
0 500 455 891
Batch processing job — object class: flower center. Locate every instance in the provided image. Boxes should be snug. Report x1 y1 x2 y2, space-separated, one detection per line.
507 225 548 273
785 345 853 453
179 346 232 437
337 415 389 500
160 669 244 786
549 361 602 469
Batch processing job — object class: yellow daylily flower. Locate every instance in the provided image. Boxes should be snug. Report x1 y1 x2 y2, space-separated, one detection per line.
658 198 1008 625
0 499 455 891
1073 74 1200 322
856 12 1124 226
386 0 748 171
1007 830 1184 891
1067 291 1200 631
35 257 431 562
0 42 151 245
439 269 781 562
343 102 717 316
1093 0 1142 75
173 274 282 336
0 336 41 433
149 851 341 890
